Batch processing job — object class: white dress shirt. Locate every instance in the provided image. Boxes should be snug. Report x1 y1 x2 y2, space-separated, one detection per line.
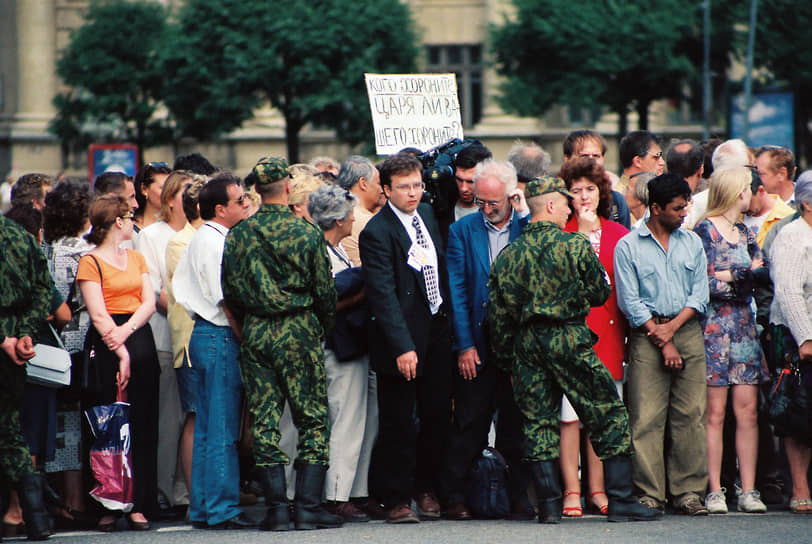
388 201 443 314
173 220 230 327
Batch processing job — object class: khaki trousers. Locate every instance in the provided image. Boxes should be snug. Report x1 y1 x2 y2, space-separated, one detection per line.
626 318 708 503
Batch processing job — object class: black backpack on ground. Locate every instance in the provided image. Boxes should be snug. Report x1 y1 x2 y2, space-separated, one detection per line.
466 446 510 518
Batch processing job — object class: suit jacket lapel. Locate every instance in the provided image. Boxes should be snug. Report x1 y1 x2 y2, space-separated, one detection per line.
386 205 428 300
472 217 491 276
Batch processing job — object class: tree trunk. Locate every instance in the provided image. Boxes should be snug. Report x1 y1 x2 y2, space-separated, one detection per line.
284 115 304 164
616 105 629 174
637 100 650 131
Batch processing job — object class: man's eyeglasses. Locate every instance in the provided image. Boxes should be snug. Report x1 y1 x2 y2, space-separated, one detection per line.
146 161 170 170
642 150 663 159
230 194 246 205
578 153 603 160
474 197 504 209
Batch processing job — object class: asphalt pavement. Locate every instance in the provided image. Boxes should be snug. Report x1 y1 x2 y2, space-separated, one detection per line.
24 504 812 544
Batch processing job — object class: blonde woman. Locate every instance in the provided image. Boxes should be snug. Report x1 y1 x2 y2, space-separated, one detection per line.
134 170 194 513
288 164 326 222
693 167 767 514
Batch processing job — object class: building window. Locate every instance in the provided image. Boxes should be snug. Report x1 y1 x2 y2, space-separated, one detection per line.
425 44 483 128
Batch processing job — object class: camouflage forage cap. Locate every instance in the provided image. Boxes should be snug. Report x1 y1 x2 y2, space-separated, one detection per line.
524 174 574 199
252 156 290 185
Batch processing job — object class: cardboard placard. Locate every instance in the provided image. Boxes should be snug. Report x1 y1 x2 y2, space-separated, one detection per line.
365 73 464 155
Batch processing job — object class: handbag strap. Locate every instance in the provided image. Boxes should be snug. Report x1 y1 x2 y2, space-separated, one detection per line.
88 254 103 285
46 322 68 351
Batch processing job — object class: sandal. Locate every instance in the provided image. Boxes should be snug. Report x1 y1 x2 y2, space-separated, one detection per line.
588 490 609 515
789 497 812 514
562 491 583 517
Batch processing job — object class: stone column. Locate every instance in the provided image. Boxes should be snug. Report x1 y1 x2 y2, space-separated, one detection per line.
15 0 57 128
5 0 61 176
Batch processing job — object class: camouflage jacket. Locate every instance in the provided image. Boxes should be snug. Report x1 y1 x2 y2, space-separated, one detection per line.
0 215 54 341
487 220 610 370
221 204 336 336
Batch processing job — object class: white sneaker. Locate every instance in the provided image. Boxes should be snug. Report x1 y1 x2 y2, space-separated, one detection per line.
705 489 728 514
737 489 767 513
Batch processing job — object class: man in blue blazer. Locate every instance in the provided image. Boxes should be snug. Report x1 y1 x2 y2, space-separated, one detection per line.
439 159 532 520
360 153 454 524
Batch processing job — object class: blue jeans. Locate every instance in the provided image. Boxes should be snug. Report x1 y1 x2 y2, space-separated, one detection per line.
188 320 243 525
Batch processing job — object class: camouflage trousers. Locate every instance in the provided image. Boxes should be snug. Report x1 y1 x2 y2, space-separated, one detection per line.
240 312 330 467
0 352 34 484
513 321 632 461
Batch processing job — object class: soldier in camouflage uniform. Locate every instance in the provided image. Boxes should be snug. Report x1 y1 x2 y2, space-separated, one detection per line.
221 157 341 532
487 175 661 524
0 214 54 540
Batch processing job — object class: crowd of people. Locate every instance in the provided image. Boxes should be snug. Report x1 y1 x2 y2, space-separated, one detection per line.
1 130 811 540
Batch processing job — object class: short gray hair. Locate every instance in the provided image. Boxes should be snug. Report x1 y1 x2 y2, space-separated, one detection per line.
474 159 518 194
337 156 376 190
711 139 750 172
308 184 357 231
795 170 812 212
633 172 656 207
507 141 551 180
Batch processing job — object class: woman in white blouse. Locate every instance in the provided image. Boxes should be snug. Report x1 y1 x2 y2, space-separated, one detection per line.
768 173 812 514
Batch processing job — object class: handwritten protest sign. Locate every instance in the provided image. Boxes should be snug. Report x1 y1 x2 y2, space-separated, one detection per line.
365 73 464 155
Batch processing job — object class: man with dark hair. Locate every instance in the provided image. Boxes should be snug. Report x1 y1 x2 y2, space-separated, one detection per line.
666 140 704 193
337 156 383 266
619 131 664 223
562 129 631 228
94 171 139 214
701 138 723 181
360 153 453 523
173 152 217 176
452 144 492 222
755 145 797 204
173 173 253 530
11 173 53 211
221 157 340 532
0 212 55 541
614 173 710 516
488 174 661 524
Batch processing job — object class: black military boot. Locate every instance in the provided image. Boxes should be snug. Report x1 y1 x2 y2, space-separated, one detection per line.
293 463 343 530
256 465 291 531
0 473 7 542
17 472 52 540
603 456 662 522
528 461 562 524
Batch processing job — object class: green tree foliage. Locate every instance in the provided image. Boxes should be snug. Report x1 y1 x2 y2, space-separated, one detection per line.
749 0 812 163
52 0 171 162
491 0 730 135
162 0 420 162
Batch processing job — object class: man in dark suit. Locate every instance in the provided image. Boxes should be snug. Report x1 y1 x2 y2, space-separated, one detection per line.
439 159 533 520
360 153 453 524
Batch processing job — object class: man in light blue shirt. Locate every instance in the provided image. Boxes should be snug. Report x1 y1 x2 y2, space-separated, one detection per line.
614 173 710 516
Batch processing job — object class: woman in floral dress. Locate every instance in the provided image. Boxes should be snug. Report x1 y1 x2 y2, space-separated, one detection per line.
694 167 768 514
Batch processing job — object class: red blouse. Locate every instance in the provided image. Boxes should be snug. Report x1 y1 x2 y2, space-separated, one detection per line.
564 216 629 379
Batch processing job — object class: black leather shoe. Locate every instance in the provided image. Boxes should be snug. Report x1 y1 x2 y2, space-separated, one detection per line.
190 521 209 529
212 513 258 530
